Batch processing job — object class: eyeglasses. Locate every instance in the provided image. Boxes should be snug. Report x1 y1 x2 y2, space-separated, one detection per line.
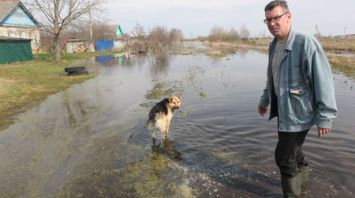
263 12 289 24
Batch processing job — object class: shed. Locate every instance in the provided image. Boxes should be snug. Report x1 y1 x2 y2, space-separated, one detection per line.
66 39 91 53
95 40 114 51
0 36 32 64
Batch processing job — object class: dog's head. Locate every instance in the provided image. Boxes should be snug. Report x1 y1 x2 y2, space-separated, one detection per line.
167 95 181 110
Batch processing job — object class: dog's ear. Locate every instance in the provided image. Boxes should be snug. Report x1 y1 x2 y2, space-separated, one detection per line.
168 96 173 103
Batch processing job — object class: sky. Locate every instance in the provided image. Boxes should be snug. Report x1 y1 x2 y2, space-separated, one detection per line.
105 0 355 38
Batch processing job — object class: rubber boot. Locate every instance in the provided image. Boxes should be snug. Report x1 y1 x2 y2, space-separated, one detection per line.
300 166 310 197
281 173 302 198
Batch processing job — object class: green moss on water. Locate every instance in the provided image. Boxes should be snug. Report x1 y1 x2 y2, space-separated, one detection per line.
145 82 175 100
198 88 208 98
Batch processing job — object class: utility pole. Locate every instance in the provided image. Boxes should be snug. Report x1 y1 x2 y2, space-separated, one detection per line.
344 27 347 37
88 0 93 51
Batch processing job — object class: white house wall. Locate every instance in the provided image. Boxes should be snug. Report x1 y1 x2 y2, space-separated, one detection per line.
0 26 40 52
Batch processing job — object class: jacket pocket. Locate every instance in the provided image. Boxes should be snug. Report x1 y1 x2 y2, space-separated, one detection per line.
288 83 314 124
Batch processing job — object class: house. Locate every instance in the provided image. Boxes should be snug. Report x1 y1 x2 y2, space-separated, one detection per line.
0 0 40 53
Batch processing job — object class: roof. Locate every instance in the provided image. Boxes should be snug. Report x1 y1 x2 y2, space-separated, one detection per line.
0 0 19 21
0 36 31 41
0 0 39 26
67 38 88 42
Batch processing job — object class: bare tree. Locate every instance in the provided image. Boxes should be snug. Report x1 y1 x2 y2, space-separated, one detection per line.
239 25 250 40
66 21 116 41
24 0 105 63
208 26 239 42
169 28 184 43
132 22 146 39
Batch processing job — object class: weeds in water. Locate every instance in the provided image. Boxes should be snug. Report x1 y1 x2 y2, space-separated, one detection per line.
145 82 176 100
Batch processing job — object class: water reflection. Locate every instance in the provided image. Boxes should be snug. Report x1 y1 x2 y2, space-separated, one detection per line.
151 138 183 161
149 54 171 79
95 53 132 67
0 50 354 197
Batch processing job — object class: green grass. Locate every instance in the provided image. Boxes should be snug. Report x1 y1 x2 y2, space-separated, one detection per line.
0 51 119 130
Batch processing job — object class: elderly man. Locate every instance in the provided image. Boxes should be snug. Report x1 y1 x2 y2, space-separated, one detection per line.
257 1 338 197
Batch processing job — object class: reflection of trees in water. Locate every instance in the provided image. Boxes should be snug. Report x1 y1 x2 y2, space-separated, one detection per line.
238 49 249 59
61 92 92 127
149 52 171 79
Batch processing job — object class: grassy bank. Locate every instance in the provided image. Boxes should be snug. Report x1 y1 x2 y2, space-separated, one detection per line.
199 38 355 77
0 51 116 130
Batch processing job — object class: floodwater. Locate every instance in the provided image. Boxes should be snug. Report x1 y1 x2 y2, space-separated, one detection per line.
0 49 354 197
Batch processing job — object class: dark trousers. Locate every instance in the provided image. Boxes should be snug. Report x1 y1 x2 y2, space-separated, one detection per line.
275 130 309 177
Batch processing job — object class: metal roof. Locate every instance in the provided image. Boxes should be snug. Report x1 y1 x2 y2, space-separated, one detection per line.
0 0 39 26
0 0 19 21
0 36 32 41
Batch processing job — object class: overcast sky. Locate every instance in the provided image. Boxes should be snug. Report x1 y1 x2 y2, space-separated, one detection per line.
105 0 355 38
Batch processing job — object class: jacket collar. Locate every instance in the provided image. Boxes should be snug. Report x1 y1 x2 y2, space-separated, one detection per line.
271 27 295 51
284 27 295 51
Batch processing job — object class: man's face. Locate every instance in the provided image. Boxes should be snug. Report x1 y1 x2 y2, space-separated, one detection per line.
265 6 291 40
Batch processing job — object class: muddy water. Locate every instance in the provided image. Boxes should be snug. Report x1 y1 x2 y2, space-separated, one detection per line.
0 51 354 197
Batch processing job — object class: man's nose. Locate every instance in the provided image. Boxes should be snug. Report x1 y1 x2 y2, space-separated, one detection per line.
269 20 277 26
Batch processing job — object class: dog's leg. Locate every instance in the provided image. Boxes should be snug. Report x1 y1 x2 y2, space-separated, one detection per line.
151 128 157 145
166 122 170 137
164 119 170 138
163 129 168 139
160 138 164 149
160 128 167 149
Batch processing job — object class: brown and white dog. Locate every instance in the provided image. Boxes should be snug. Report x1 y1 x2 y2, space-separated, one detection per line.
147 95 181 143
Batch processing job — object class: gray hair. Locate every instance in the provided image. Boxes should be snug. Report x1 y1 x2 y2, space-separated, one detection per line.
265 0 289 12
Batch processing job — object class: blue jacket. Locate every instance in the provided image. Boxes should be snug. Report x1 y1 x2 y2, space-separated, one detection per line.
259 28 338 132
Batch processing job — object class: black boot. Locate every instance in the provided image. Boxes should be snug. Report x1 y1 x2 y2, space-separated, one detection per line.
281 173 302 198
300 166 309 197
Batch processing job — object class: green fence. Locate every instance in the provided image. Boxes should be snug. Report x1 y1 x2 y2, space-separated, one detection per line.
0 39 33 64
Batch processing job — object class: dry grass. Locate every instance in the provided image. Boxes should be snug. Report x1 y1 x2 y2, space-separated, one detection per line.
0 54 100 130
200 38 355 77
328 54 355 76
319 38 355 52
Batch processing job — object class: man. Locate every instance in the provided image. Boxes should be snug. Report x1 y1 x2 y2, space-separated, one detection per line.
257 1 338 197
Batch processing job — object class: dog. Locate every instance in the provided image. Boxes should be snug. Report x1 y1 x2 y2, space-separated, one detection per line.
147 95 181 144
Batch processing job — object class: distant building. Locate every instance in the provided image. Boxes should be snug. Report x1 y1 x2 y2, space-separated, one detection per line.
0 0 40 53
66 38 94 53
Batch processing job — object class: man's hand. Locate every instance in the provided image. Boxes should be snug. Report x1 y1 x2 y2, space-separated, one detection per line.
318 127 331 138
257 105 268 117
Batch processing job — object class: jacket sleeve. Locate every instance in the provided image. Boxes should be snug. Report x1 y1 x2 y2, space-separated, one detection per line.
260 41 275 108
306 39 338 128
259 82 269 107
